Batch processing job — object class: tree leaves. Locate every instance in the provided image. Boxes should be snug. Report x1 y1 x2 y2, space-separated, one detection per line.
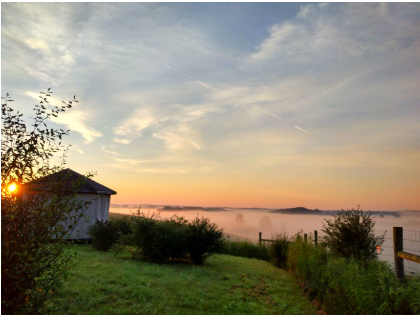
1 89 89 314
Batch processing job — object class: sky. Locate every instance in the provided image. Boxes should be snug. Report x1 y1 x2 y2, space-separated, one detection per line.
2 3 420 210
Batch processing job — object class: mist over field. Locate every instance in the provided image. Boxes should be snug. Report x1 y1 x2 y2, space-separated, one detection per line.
110 206 419 241
110 206 420 274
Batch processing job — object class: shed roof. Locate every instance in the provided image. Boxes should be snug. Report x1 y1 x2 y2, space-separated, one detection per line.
25 168 117 195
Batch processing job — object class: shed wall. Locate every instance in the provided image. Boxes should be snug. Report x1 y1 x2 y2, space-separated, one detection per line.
68 194 110 239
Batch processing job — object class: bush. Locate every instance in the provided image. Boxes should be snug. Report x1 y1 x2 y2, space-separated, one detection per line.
110 216 132 236
321 259 420 315
89 221 119 251
267 231 290 268
116 214 225 264
186 216 225 264
129 214 189 263
322 208 385 262
286 231 420 315
380 277 420 315
221 241 270 261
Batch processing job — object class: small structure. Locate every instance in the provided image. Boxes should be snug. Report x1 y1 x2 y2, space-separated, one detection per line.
24 168 117 239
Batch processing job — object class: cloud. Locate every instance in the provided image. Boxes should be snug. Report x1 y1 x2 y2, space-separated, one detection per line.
112 138 132 145
113 107 156 138
294 126 309 134
2 3 81 85
196 81 218 91
248 23 299 62
251 105 282 120
25 38 49 51
247 3 420 67
55 111 103 143
76 149 84 154
153 125 201 151
135 167 188 174
104 150 120 156
25 91 103 143
101 146 120 156
114 158 149 165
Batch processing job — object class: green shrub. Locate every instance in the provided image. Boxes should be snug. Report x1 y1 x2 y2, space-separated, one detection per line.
186 216 225 264
89 221 119 251
322 208 385 262
117 214 225 264
380 277 420 315
320 259 420 315
221 241 270 261
286 231 420 315
129 215 189 263
110 216 132 235
267 231 291 268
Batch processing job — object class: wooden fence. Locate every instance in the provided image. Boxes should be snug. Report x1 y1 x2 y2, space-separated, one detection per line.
259 231 319 245
258 226 420 281
393 227 420 281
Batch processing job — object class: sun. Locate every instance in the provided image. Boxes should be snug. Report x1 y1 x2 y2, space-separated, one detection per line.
8 183 17 193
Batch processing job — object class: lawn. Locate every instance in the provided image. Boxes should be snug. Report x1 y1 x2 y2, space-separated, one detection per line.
45 245 316 315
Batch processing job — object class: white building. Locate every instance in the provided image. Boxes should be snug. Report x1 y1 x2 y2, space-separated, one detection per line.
25 168 117 239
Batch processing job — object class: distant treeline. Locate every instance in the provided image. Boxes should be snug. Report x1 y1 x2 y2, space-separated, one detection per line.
271 207 420 217
161 206 226 212
109 204 419 217
271 207 324 215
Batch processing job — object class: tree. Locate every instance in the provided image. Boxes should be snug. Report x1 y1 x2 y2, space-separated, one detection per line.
1 90 91 314
321 207 385 262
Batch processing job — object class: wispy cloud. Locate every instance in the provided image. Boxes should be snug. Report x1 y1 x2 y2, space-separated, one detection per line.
135 167 188 174
112 138 131 145
294 126 309 134
113 107 156 138
159 62 218 91
153 125 201 151
101 146 120 156
114 158 149 165
252 105 282 120
25 91 102 143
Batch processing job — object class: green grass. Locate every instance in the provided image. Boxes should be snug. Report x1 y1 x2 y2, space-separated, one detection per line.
45 245 316 315
221 241 270 261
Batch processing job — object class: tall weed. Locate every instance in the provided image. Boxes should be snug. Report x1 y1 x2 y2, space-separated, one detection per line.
286 231 420 315
267 231 291 268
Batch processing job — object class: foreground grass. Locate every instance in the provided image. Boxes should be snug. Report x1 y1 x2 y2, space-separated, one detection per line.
45 245 316 315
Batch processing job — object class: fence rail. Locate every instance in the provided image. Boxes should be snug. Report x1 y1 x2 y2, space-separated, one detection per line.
258 226 420 280
258 232 275 243
397 251 420 264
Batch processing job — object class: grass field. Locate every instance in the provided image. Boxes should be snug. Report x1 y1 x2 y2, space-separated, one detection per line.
44 245 316 315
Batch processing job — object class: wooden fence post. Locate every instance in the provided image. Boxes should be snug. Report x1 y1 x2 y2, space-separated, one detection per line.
314 230 318 245
393 227 404 281
259 232 262 245
304 233 307 243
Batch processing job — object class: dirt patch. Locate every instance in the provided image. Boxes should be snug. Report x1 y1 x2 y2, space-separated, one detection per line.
230 274 275 304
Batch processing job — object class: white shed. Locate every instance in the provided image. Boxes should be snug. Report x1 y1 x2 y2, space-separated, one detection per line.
25 168 117 239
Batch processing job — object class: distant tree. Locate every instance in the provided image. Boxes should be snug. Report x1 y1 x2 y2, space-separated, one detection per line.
1 90 92 314
321 208 385 262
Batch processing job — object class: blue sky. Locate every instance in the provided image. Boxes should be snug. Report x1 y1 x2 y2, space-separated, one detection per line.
2 3 420 209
